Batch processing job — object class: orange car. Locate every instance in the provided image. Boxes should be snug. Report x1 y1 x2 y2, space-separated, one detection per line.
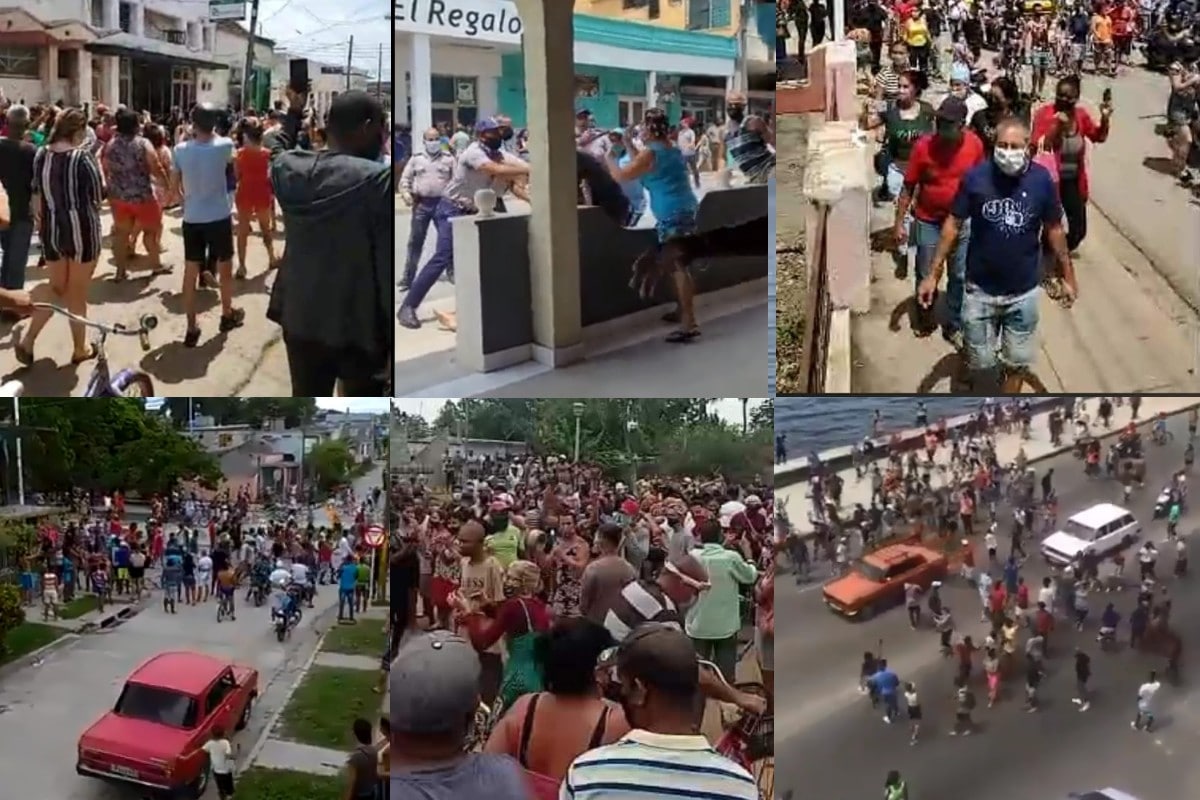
823 542 947 619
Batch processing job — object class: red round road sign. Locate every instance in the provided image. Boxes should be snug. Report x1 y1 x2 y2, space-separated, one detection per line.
364 525 385 547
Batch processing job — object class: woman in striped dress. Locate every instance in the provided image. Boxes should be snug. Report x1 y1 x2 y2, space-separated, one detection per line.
16 108 105 367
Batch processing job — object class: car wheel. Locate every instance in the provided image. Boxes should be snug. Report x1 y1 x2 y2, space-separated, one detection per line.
859 604 875 621
189 758 210 799
236 695 254 731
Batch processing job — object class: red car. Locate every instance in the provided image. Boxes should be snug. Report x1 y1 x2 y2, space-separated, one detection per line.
76 651 258 798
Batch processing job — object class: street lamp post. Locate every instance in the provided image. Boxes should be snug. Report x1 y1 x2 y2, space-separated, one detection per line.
572 402 586 463
741 398 749 436
13 397 24 505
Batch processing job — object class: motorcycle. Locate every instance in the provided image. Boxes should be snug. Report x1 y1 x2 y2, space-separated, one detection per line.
252 580 268 607
1096 626 1118 652
273 592 303 642
1153 486 1184 519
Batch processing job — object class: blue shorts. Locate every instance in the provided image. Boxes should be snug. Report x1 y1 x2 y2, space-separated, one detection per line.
654 208 698 244
19 572 35 590
962 283 1040 371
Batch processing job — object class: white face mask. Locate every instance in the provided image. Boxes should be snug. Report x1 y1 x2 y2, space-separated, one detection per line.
993 147 1027 176
424 140 441 155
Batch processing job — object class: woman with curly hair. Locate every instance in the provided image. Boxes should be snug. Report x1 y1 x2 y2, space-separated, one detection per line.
17 107 105 367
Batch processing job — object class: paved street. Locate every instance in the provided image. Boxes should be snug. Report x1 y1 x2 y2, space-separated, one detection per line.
776 414 1200 800
0 206 291 396
850 59 1200 392
392 174 767 396
0 465 381 800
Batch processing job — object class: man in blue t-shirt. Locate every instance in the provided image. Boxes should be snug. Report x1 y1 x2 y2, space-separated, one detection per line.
931 116 1076 392
338 554 359 622
868 658 902 722
171 103 245 348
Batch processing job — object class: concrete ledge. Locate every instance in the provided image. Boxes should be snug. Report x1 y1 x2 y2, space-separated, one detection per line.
823 309 852 393
0 631 78 683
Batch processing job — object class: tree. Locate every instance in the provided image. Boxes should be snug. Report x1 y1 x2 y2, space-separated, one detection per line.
306 439 355 493
391 411 431 440
3 399 222 496
160 398 317 429
749 399 773 434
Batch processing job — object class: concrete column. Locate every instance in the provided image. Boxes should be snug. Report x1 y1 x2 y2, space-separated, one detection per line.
646 70 656 112
103 0 119 29
513 0 583 366
103 55 120 105
409 33 432 136
130 3 145 38
78 52 94 107
47 44 59 93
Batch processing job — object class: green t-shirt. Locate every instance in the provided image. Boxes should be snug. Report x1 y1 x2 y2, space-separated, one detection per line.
29 130 45 147
486 526 522 570
355 563 370 586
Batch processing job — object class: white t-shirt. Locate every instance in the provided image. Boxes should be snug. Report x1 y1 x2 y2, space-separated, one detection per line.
335 536 352 563
197 555 213 575
291 562 309 585
269 568 291 588
1137 681 1160 709
677 127 697 157
202 738 234 774
719 500 746 529
1037 586 1055 607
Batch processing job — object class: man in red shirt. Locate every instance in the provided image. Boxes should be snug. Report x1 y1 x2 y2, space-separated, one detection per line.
895 96 984 348
1110 0 1136 66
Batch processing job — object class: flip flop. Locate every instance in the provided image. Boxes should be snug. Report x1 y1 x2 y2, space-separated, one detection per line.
150 264 174 276
183 327 201 348
665 328 701 344
70 345 98 365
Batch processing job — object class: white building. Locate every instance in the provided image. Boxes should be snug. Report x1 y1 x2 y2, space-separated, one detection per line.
0 0 228 112
211 19 274 111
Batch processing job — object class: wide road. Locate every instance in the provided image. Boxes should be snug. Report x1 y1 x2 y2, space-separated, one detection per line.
0 465 381 800
776 414 1200 800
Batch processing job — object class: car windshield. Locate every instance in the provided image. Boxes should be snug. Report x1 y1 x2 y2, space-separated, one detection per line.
858 562 886 582
114 683 198 728
1062 519 1098 540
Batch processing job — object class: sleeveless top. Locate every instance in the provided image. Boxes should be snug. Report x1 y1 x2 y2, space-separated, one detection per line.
640 141 698 225
724 118 775 183
104 135 154 203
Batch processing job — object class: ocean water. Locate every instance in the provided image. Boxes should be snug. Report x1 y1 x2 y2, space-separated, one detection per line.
776 397 986 451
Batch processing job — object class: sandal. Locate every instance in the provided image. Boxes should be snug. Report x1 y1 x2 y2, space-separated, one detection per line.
183 327 201 348
665 328 701 344
112 267 128 283
14 343 33 367
150 264 174 276
219 307 246 333
70 345 98 365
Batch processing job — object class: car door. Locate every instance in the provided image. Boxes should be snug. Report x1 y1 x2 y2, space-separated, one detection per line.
885 557 921 603
203 669 239 734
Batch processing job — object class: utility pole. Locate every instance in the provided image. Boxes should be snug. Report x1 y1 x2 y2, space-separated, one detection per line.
242 0 260 112
375 42 382 100
345 35 354 91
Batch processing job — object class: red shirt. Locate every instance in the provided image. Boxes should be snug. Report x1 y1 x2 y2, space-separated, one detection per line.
1016 584 1030 609
904 130 985 223
989 586 1007 613
1111 6 1134 36
1035 608 1054 635
895 1 917 20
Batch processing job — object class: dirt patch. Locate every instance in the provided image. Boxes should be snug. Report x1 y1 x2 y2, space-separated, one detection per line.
775 114 821 394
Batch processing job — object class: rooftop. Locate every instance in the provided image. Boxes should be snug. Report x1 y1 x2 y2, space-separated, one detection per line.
128 651 231 696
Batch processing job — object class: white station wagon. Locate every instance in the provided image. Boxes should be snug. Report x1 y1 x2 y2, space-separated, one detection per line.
1040 503 1141 566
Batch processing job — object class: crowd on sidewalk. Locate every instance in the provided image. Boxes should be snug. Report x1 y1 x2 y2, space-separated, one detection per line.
390 457 775 799
0 86 392 395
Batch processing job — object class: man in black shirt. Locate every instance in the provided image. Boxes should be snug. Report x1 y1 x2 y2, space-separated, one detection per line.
577 149 630 225
858 0 890 74
0 104 36 321
389 540 420 657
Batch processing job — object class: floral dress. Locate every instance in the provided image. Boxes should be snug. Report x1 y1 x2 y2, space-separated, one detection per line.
550 536 586 618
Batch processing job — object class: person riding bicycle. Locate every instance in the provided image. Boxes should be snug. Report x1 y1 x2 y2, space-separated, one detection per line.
1153 412 1169 439
216 562 238 620
269 569 295 623
248 553 272 600
290 556 314 607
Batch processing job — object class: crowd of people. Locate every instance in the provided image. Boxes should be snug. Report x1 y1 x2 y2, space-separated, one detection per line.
17 483 384 626
0 87 392 396
777 0 1200 391
392 96 774 345
390 456 774 799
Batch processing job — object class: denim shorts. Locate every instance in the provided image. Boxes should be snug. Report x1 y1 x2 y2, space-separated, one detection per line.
961 283 1040 370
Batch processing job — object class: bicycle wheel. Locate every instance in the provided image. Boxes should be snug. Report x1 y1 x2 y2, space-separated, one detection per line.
113 371 154 398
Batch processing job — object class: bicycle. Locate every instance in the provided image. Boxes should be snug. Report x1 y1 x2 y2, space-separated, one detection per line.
705 659 773 800
3 303 157 397
216 590 234 622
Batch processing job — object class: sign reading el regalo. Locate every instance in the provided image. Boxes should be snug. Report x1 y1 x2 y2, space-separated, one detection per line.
393 0 524 43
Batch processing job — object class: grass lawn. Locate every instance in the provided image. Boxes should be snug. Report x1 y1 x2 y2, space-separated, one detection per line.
321 617 387 657
277 666 381 750
1 622 65 667
59 594 99 620
234 767 343 800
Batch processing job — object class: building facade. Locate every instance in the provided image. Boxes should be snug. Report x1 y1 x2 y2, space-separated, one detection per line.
270 52 370 121
0 0 229 112
212 19 274 111
392 0 740 134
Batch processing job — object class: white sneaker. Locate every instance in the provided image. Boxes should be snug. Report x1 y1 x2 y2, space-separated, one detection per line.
1079 702 1090 712
1071 698 1081 704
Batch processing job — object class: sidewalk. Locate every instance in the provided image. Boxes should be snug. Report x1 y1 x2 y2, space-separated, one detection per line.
238 606 388 795
779 396 1200 534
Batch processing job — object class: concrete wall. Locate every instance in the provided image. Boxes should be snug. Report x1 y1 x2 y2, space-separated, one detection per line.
451 183 768 371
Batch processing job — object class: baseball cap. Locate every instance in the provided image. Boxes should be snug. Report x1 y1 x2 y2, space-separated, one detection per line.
936 96 969 124
575 107 593 117
391 631 481 734
488 499 510 513
326 91 385 137
949 63 971 85
475 117 501 133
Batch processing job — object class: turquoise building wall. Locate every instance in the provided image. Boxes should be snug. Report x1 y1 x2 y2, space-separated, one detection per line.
496 13 737 130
